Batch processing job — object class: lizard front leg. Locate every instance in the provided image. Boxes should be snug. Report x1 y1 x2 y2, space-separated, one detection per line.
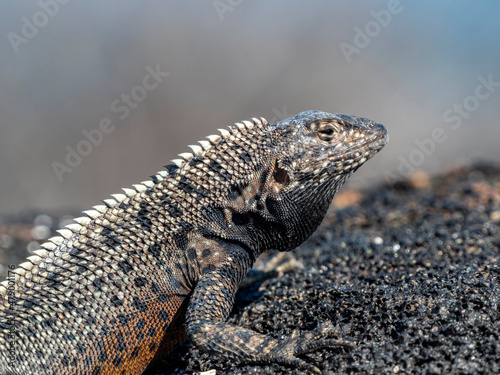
185 244 350 374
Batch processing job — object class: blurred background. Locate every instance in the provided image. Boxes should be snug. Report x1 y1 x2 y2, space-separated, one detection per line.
1 0 499 216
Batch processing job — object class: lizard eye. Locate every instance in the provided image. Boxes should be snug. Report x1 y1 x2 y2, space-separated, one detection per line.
317 123 337 141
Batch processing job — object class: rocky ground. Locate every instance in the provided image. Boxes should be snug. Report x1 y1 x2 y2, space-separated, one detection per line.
1 163 499 374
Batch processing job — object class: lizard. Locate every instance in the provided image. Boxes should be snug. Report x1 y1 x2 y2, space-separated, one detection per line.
0 110 388 375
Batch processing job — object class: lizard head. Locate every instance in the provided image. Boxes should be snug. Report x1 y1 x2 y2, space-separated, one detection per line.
263 110 388 249
192 110 386 254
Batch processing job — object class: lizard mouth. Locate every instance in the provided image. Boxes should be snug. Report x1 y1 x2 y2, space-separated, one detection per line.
347 122 388 155
327 125 388 171
335 133 387 158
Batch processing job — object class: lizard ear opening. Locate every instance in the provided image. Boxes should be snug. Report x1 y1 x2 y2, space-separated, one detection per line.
273 165 291 186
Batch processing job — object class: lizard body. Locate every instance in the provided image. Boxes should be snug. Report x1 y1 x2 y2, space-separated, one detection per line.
0 110 387 374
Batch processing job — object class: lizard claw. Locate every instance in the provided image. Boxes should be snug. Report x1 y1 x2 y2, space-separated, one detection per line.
295 321 352 355
268 322 352 374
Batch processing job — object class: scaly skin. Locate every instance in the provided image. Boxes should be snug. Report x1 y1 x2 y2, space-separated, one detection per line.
0 110 387 374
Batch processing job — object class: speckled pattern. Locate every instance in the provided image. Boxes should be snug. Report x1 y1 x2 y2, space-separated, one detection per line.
0 111 387 375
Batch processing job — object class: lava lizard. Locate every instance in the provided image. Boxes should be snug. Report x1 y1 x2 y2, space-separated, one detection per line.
0 110 388 374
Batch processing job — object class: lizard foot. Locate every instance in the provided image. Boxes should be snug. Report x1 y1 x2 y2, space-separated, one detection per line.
266 322 352 374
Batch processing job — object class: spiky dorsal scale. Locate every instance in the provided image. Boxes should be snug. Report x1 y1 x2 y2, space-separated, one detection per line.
103 199 117 208
171 159 186 168
207 134 221 144
178 153 194 161
41 242 57 251
158 116 269 183
133 184 147 193
93 205 107 213
49 236 65 245
33 249 50 257
234 122 246 131
198 140 211 150
122 187 136 197
56 229 73 239
65 223 82 233
188 144 203 155
242 120 254 129
218 128 231 137
84 209 100 219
